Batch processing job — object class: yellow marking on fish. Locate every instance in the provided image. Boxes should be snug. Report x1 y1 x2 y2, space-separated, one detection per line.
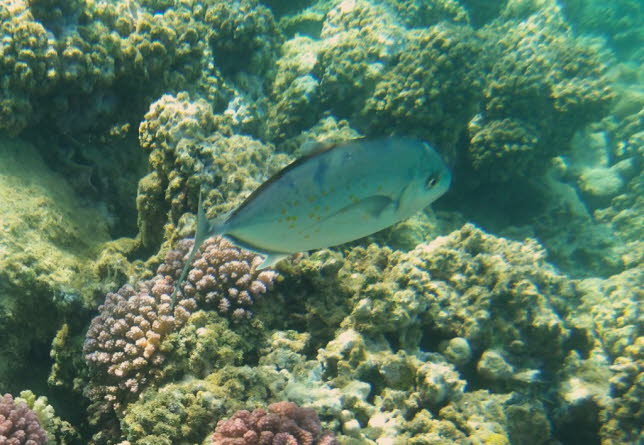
303 234 310 239
280 208 287 215
307 195 317 203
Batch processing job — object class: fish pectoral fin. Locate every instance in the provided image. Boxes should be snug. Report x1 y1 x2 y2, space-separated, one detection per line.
319 195 394 223
258 253 289 270
347 195 394 218
395 184 416 213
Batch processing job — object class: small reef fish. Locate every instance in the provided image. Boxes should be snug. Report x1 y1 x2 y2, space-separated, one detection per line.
172 136 451 303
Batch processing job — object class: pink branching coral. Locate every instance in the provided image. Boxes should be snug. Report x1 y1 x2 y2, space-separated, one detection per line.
212 402 338 445
83 275 197 411
0 394 47 445
84 236 277 416
158 237 278 320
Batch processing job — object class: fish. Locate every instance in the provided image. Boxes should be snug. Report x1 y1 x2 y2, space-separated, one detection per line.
171 136 451 304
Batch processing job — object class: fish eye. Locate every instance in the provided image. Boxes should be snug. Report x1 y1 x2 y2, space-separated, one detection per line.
426 175 438 188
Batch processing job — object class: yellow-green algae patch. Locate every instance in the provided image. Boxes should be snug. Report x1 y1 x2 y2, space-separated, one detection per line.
0 136 110 295
0 135 112 390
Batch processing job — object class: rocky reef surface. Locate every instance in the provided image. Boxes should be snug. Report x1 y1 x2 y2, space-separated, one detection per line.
0 0 641 444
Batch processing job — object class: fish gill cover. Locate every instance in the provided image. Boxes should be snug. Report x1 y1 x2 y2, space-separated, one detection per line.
0 0 641 444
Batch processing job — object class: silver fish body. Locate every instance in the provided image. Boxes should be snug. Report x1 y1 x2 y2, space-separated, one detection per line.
171 136 450 304
218 137 451 260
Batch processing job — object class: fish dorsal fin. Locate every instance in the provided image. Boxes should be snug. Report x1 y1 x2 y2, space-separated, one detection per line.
171 188 210 307
230 137 364 221
299 139 339 157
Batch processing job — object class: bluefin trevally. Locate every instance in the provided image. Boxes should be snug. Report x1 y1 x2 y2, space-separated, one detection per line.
171 136 450 304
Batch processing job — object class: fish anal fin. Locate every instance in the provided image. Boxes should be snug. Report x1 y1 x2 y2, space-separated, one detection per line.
258 253 289 270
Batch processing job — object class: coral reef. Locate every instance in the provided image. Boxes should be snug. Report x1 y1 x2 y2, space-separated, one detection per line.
559 0 643 58
84 233 277 437
137 92 289 248
0 136 111 392
572 269 644 444
362 22 483 150
0 1 640 445
160 237 278 321
212 402 337 445
381 0 469 28
0 0 284 138
83 275 196 414
201 0 282 75
466 7 613 183
0 393 48 445
270 224 587 442
14 391 79 445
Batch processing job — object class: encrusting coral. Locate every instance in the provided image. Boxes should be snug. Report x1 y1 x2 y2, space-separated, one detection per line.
0 393 48 445
212 402 338 445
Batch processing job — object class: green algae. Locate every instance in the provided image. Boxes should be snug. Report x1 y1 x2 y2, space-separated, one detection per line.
0 136 111 392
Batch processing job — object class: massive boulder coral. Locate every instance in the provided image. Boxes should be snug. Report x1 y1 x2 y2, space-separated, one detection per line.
0 393 48 445
0 0 283 137
268 224 587 442
266 0 407 142
334 224 578 373
200 0 283 75
0 0 205 135
362 22 483 150
466 7 613 183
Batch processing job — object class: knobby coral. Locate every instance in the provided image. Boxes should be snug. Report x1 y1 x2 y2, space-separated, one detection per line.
84 235 277 422
212 401 337 445
0 394 48 445
160 237 278 321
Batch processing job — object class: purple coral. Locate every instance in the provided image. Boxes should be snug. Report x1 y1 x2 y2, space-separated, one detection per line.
0 394 47 445
212 402 338 445
158 237 278 320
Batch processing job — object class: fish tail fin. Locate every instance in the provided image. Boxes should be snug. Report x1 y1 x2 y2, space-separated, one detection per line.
171 189 210 308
